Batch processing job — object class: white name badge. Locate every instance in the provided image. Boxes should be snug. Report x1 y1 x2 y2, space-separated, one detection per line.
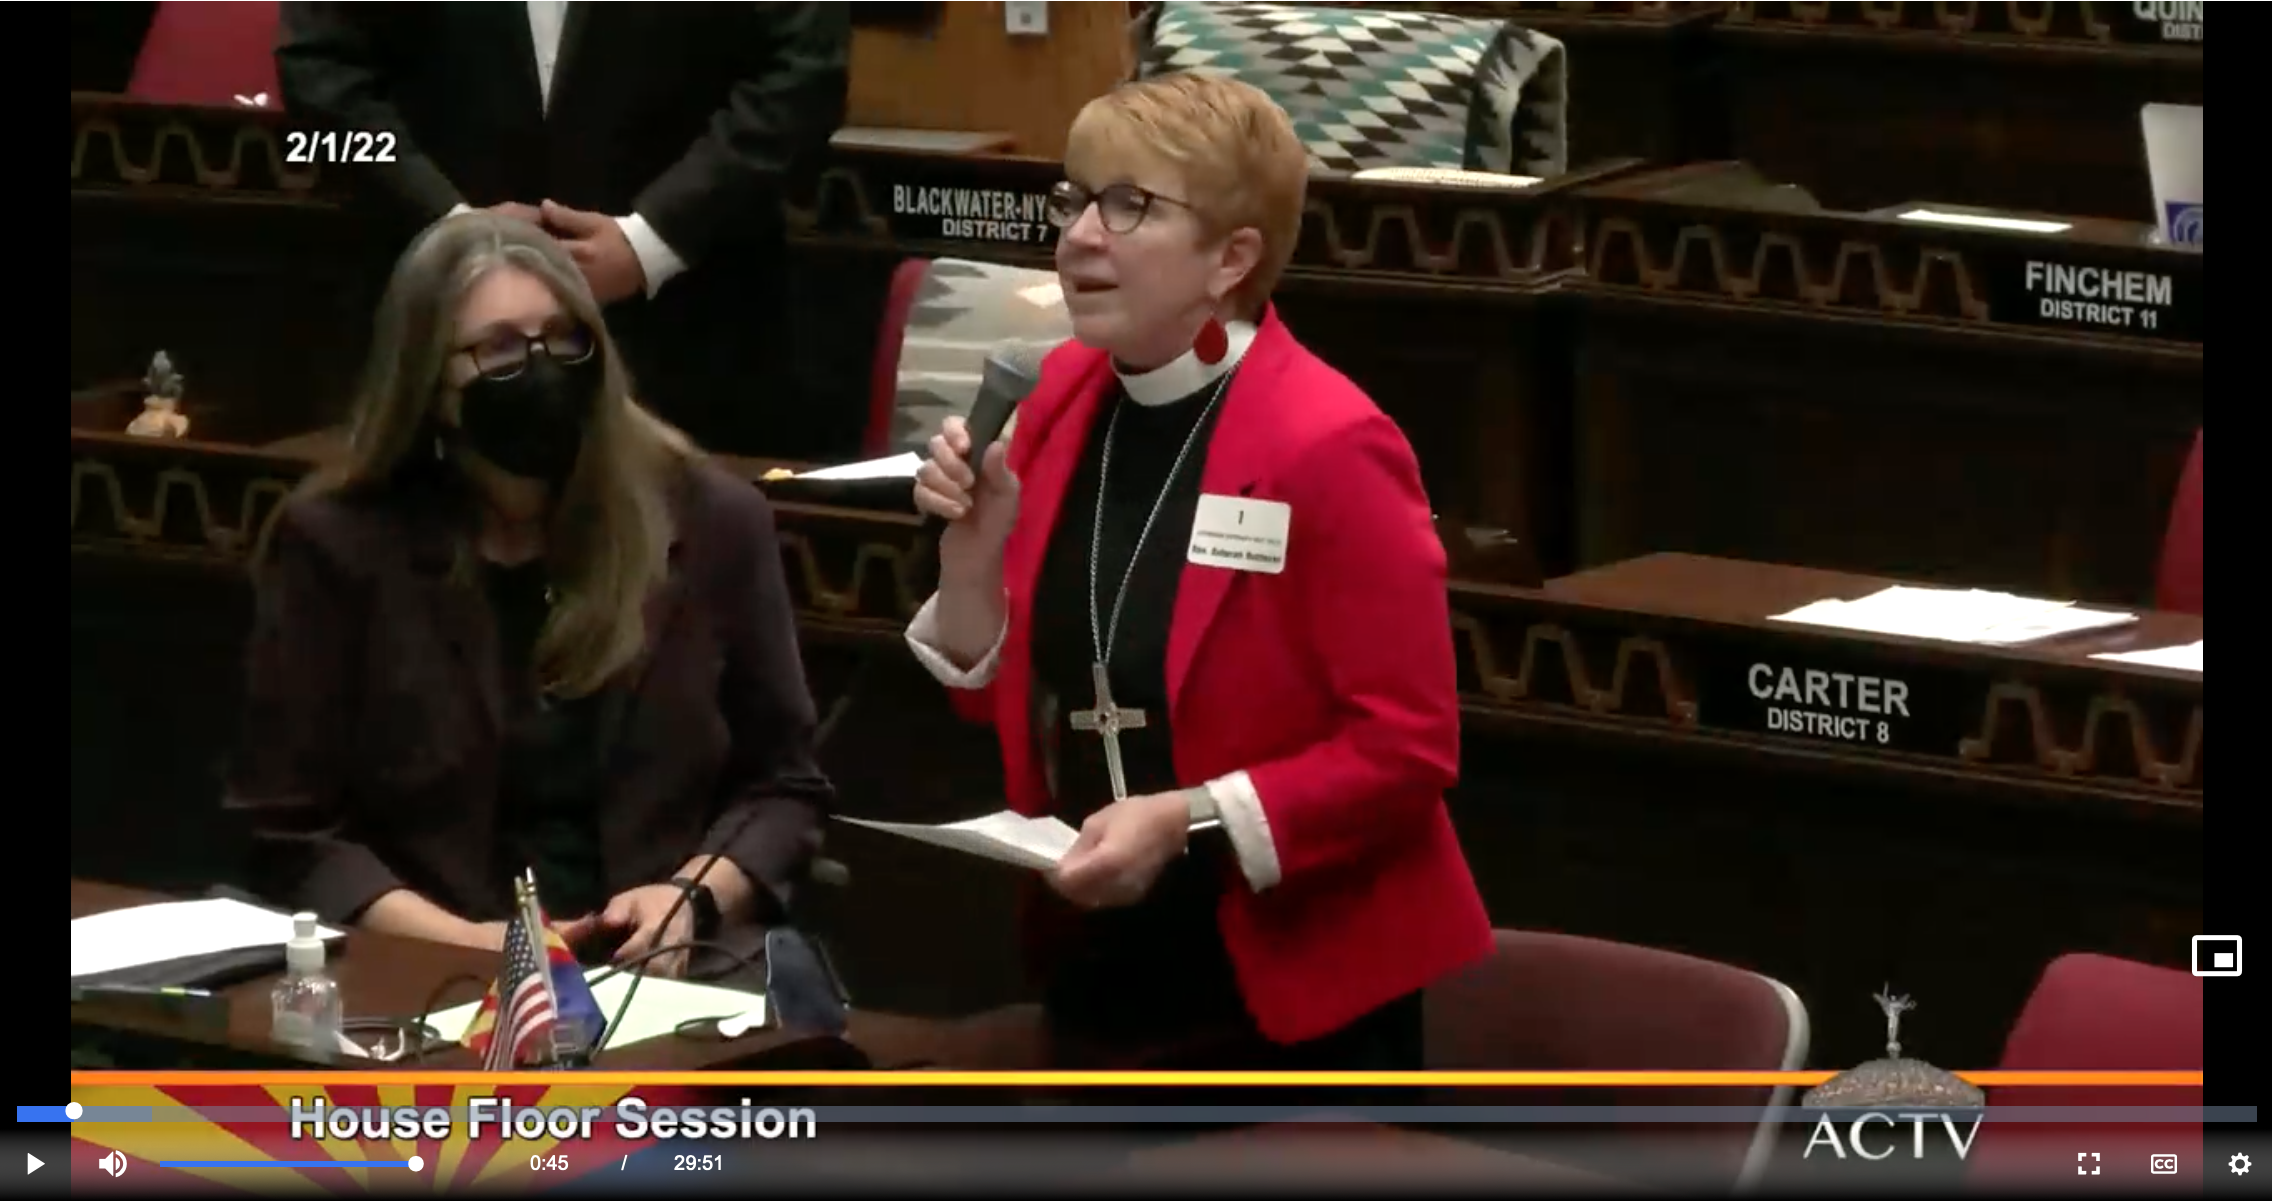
1187 494 1291 574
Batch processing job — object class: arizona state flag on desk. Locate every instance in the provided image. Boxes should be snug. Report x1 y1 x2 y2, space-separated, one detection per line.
462 871 605 1068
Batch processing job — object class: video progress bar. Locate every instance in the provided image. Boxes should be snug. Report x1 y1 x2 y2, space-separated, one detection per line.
161 1157 426 1171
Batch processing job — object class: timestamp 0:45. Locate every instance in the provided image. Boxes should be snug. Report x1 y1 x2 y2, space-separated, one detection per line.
283 130 399 165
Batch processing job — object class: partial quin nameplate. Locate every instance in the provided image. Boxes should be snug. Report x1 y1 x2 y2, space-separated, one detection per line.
2108 1 2205 45
1993 254 2200 342
886 168 1057 248
1695 646 1975 758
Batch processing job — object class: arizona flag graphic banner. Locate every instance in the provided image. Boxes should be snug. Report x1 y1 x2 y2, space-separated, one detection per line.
66 1079 700 1195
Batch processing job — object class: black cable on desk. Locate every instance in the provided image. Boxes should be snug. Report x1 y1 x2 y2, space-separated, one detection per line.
394 939 766 1063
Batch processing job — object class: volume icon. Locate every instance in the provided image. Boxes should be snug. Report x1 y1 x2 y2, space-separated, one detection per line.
98 1150 127 1178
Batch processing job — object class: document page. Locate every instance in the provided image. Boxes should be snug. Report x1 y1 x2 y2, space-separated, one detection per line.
835 811 1080 872
427 970 765 1051
1771 586 2136 645
2091 639 2202 673
71 899 345 980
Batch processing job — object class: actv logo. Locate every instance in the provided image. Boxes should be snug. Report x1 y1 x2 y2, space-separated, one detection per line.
1804 1113 1983 1161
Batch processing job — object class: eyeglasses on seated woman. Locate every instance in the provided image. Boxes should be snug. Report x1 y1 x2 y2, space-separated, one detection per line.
906 72 1492 1080
225 212 832 987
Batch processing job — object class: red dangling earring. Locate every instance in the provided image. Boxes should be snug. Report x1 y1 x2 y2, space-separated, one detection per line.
1193 316 1228 366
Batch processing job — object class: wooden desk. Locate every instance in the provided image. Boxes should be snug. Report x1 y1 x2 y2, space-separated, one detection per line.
1464 552 2201 806
1445 552 2200 1069
1714 2 2203 218
70 880 1042 1073
1566 161 2200 603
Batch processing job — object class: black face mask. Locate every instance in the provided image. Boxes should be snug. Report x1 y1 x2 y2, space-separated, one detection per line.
451 352 600 485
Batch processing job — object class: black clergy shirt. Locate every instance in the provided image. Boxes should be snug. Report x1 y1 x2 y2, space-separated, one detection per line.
1028 375 1243 1054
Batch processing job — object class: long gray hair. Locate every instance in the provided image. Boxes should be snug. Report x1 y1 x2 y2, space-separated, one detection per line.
286 212 695 698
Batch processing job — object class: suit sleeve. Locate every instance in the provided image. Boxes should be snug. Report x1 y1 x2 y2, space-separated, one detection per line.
632 3 851 267
1239 414 1462 882
224 502 404 924
274 2 465 222
709 479 836 909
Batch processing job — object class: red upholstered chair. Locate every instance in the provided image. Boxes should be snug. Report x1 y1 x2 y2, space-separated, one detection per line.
127 1 282 110
2156 430 2202 614
866 258 933 457
1423 930 1809 1193
1969 954 2203 1190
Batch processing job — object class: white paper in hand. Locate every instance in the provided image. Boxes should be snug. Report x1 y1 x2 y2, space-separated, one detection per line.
835 811 1079 871
793 452 922 481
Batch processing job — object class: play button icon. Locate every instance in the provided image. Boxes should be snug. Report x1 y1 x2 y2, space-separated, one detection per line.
26 1153 40 1174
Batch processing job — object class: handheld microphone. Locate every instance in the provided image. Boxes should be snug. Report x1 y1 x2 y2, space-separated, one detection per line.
910 342 1047 591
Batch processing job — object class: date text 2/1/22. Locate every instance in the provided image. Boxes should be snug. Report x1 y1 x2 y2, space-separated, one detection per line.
284 130 399 165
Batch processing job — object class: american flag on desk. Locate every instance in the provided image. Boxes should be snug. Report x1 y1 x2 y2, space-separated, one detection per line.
461 872 604 1069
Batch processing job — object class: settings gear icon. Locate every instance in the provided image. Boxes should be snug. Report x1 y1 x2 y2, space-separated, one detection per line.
2232 1152 2252 1176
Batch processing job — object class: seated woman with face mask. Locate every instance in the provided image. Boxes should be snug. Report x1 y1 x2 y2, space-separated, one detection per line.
908 73 1491 1071
227 213 831 979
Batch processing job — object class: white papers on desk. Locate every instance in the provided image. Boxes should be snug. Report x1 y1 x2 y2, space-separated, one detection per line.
835 811 1079 871
427 969 766 1052
789 452 921 481
2091 639 2202 673
1770 586 2137 646
71 898 344 980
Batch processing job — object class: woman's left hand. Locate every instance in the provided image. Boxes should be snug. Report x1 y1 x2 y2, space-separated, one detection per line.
1049 791 1191 908
595 884 699 977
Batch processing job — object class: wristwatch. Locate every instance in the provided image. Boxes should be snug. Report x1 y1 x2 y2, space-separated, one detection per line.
1186 786 1223 836
669 877 722 939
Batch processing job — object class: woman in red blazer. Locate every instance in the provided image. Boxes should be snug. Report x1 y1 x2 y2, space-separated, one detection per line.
907 73 1491 1070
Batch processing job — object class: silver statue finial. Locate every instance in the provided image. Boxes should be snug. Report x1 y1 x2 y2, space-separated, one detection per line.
145 351 183 400
1874 986 1916 1059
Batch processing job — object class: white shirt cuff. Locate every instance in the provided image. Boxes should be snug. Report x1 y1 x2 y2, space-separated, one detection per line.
447 203 473 217
904 593 1005 689
616 212 688 299
1206 770 1283 892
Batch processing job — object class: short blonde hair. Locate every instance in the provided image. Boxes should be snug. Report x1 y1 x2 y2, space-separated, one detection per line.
1065 72 1308 318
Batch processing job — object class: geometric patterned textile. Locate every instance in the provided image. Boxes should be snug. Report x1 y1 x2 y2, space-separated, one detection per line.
888 258 1072 455
1136 2 1567 178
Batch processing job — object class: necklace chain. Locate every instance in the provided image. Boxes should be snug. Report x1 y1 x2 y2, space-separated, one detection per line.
1087 372 1233 668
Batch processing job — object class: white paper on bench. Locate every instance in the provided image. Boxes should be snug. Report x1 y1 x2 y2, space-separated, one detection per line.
2091 639 2202 673
71 898 345 980
1771 586 2136 645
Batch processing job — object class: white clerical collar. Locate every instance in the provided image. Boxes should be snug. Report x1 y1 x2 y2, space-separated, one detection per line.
1115 321 1259 407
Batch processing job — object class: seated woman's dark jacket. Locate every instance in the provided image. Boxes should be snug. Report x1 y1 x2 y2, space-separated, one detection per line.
225 458 832 926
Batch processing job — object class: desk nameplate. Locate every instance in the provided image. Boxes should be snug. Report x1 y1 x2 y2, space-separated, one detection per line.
1988 248 2201 342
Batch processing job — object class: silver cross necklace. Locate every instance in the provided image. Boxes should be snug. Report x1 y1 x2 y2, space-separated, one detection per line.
1070 372 1232 801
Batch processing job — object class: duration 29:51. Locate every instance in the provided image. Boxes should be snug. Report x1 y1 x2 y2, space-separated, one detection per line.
284 130 399 164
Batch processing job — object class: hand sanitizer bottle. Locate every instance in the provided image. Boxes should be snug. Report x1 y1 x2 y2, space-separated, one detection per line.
269 912 342 1062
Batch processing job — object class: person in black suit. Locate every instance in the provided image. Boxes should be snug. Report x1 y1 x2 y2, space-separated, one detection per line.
276 4 852 460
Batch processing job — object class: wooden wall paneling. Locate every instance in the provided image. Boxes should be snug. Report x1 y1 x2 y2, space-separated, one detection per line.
848 2 1135 159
